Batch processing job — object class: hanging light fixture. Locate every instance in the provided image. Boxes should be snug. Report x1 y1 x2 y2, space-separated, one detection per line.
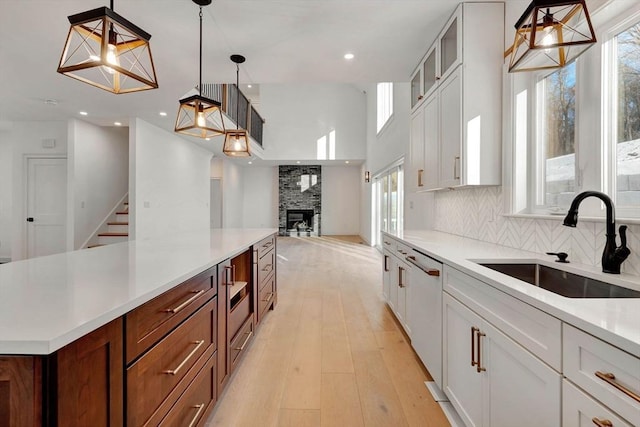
507 0 596 73
57 0 158 93
223 55 251 157
175 0 226 139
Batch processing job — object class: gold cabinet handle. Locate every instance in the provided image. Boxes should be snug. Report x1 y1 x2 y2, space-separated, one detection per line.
187 403 206 427
595 371 640 403
476 330 486 373
224 265 233 285
398 266 405 288
427 269 440 277
453 156 461 180
418 169 424 187
163 290 205 313
262 241 273 249
592 418 613 427
263 292 274 303
384 241 391 246
405 255 441 277
471 326 479 368
261 263 273 272
163 340 205 375
384 255 390 272
235 331 253 351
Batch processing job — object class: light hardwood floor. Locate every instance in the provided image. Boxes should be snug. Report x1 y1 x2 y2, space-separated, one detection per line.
205 236 450 427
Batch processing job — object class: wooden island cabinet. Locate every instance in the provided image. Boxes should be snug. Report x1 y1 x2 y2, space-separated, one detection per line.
0 231 277 427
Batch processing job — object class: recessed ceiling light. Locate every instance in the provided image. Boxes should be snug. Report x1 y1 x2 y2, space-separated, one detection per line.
296 161 301 164
114 122 122 126
344 53 355 60
205 137 211 141
248 161 253 165
159 111 167 117
247 84 252 88
345 160 350 164
79 111 88 116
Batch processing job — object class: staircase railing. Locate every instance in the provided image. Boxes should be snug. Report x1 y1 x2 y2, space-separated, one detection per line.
201 83 263 147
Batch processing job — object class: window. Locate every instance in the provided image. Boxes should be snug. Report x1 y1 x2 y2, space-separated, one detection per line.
535 62 577 210
510 4 640 220
377 82 393 133
372 162 403 246
609 21 640 209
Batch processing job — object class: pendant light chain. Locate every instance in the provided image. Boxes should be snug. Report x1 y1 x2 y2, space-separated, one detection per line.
199 6 203 96
236 62 239 130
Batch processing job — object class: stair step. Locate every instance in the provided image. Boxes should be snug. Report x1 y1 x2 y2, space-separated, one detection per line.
107 222 129 225
98 232 128 237
116 211 128 215
87 244 105 248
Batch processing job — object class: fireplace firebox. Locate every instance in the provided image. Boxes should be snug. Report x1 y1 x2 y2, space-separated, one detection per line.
286 209 314 231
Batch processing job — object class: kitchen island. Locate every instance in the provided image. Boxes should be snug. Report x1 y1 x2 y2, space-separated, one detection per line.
0 228 278 426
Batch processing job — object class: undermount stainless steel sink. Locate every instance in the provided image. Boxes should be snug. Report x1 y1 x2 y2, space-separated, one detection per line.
478 263 640 298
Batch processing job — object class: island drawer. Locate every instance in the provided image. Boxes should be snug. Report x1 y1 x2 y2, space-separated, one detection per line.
230 317 254 370
563 324 640 426
127 297 216 427
444 265 562 371
157 354 217 427
257 249 275 287
229 291 251 339
562 379 633 427
126 267 216 363
256 234 276 259
258 274 275 320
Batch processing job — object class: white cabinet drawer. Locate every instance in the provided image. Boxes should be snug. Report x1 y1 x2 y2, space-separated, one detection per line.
443 265 562 371
563 324 640 426
563 379 633 427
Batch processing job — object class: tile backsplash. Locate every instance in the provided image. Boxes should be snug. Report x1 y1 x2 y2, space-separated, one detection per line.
433 187 640 278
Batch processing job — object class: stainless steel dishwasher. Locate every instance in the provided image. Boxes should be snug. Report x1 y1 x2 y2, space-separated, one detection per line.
405 248 443 389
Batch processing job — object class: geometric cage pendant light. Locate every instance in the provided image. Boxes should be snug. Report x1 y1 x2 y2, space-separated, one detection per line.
175 0 226 139
57 0 158 94
507 0 596 73
223 54 251 157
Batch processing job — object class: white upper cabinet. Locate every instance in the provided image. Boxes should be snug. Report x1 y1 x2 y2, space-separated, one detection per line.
409 2 504 191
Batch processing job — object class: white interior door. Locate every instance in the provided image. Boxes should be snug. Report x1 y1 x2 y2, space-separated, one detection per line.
27 157 67 258
210 178 222 228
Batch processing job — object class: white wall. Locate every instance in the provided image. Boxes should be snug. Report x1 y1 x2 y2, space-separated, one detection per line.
242 166 278 228
222 160 244 229
260 84 367 161
130 119 212 240
5 121 68 260
0 129 12 260
322 166 361 235
68 119 128 249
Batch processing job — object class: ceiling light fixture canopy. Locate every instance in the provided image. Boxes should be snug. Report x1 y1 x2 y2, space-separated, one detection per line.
223 54 251 157
507 0 596 73
57 0 158 93
175 0 226 139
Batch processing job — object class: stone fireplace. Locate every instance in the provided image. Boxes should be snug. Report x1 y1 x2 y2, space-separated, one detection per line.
278 165 321 236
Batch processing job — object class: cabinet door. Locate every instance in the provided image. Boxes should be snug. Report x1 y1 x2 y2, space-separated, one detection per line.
439 5 462 82
0 357 41 427
410 69 422 109
438 66 462 188
396 260 410 336
382 251 391 301
422 92 439 190
423 44 439 99
483 320 561 427
409 108 425 192
443 293 483 427
55 317 123 427
563 379 633 427
217 260 230 396
388 257 399 312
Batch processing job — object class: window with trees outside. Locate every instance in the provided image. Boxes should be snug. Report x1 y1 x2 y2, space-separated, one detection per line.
513 4 640 220
372 163 403 247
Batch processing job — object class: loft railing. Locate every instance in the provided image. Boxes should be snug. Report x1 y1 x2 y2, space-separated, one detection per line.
201 83 263 147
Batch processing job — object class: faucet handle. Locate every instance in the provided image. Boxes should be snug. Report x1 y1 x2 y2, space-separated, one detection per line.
614 225 631 266
619 225 628 248
546 252 569 263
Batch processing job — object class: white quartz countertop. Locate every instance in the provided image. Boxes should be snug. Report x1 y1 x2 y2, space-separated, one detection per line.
390 230 640 357
0 228 277 355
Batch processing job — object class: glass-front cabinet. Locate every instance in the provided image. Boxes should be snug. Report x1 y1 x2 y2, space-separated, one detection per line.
440 10 462 82
410 69 422 109
423 45 438 99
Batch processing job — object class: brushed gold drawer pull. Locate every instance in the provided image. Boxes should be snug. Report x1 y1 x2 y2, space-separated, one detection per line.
595 371 640 402
261 263 272 272
418 169 424 187
235 331 253 351
592 418 613 427
188 403 206 427
471 326 479 367
263 292 273 303
476 330 486 373
163 340 205 375
164 290 205 313
262 241 273 249
384 241 391 246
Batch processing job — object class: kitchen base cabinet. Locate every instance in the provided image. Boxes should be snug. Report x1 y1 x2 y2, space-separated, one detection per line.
53 317 124 427
443 293 561 427
0 357 41 427
563 379 633 427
